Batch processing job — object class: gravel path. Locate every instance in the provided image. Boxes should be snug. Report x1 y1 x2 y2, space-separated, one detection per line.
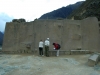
0 54 100 75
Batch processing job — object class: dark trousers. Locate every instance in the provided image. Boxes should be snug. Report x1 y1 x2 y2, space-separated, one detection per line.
39 47 43 55
45 46 49 57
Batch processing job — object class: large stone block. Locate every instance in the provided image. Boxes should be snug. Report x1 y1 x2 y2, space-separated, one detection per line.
88 54 100 67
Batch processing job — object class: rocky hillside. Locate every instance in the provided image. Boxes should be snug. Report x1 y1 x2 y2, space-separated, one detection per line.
67 0 100 21
39 1 84 19
0 31 4 45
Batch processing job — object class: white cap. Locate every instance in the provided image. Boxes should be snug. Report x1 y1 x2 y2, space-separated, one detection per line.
47 38 49 40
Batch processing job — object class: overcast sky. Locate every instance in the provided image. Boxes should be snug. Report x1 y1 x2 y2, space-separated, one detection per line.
0 0 85 32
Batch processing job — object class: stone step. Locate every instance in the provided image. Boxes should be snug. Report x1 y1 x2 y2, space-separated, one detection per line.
70 50 90 55
49 50 70 56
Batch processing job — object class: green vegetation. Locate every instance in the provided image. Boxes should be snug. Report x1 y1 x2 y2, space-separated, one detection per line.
67 0 100 21
12 18 26 23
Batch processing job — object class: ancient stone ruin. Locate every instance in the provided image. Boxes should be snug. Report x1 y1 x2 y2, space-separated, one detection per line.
2 17 100 54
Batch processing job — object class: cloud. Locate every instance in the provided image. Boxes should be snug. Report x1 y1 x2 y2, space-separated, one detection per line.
0 0 85 21
0 0 85 31
0 13 13 32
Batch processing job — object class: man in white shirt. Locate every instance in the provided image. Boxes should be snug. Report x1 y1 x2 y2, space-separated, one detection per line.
39 40 44 56
45 38 50 57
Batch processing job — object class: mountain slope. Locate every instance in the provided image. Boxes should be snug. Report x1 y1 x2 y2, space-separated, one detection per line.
0 31 4 45
39 1 84 19
67 0 100 20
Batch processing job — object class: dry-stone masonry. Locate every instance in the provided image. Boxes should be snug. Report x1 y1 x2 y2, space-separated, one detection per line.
2 17 100 54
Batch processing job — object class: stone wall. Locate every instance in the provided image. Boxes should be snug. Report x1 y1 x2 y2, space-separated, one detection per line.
2 17 100 54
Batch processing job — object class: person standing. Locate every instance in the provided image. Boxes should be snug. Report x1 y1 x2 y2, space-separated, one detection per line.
45 38 50 57
53 43 60 56
39 40 44 56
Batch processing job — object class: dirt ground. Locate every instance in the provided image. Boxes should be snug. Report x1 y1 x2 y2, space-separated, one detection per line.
0 54 100 75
